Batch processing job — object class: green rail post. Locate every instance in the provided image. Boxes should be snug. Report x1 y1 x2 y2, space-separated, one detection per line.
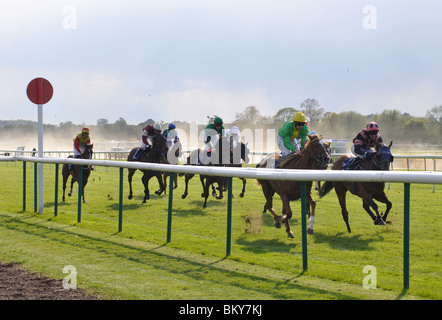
54 164 59 217
77 166 83 223
118 167 123 232
23 161 26 212
167 172 175 243
226 177 233 257
34 162 37 213
301 181 308 272
404 183 410 289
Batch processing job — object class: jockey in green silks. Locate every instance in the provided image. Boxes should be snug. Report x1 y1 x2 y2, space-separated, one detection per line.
277 112 309 157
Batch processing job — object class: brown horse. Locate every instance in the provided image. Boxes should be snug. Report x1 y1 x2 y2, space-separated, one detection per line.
62 144 93 203
318 141 394 233
257 134 331 238
127 133 168 203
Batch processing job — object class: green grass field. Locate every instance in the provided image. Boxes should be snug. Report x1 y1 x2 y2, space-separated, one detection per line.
0 161 440 300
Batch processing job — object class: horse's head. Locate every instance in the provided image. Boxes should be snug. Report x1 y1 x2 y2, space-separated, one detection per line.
303 134 331 169
148 133 168 162
373 141 393 170
83 144 93 160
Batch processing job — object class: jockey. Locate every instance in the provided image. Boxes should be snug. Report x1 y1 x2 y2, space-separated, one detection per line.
277 112 309 158
133 122 162 160
225 126 240 150
163 123 179 149
200 117 224 164
351 122 384 159
69 127 91 172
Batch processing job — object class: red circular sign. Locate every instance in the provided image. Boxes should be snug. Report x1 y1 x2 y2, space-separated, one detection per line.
26 77 53 105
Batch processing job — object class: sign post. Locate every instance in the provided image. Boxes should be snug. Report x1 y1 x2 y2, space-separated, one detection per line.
26 77 53 213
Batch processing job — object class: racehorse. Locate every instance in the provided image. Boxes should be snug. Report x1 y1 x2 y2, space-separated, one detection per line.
180 136 249 208
127 133 168 203
318 141 394 233
62 144 93 203
228 141 250 198
256 134 331 238
160 140 183 194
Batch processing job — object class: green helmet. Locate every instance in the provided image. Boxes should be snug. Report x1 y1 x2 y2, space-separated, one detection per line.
214 117 223 124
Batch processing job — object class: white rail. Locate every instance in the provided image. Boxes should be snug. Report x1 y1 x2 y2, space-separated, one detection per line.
2 155 442 184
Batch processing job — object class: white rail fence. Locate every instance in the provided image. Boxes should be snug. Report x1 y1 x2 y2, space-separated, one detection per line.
2 148 442 171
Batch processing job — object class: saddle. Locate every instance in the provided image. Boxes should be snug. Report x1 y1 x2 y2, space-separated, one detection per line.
342 157 362 170
275 152 300 169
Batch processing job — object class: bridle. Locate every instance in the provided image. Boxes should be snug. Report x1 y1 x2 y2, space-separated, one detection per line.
372 146 393 170
303 137 330 169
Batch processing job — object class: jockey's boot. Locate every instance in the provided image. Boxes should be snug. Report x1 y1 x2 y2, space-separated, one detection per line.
133 148 144 161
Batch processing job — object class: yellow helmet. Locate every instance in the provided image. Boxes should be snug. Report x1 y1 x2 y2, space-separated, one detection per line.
292 112 306 123
82 127 90 134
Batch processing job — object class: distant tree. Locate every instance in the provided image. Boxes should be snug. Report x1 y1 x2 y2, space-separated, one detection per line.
403 119 428 143
234 106 262 126
300 98 324 124
371 109 409 142
96 118 109 126
426 105 442 124
273 107 298 123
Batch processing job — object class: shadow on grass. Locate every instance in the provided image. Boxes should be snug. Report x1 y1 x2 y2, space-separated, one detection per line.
312 231 382 251
0 212 361 300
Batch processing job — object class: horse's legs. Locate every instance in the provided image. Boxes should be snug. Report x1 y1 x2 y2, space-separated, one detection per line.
181 174 194 199
260 181 281 228
62 175 68 202
216 180 224 200
141 173 150 203
155 172 166 195
280 195 294 238
239 178 246 198
174 174 178 188
362 196 386 226
336 185 352 233
202 177 210 208
307 192 316 235
82 176 88 203
68 178 75 197
373 192 392 222
199 175 205 197
128 168 136 200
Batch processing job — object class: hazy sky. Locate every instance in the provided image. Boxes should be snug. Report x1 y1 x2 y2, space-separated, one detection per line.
1 0 441 125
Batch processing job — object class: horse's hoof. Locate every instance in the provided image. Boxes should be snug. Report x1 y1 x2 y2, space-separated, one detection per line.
287 232 295 238
375 218 386 226
307 228 314 235
274 222 281 228
239 193 244 198
181 194 187 199
128 195 133 200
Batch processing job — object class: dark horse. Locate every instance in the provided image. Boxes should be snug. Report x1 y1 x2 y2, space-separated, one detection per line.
319 141 394 233
127 133 168 203
181 136 250 208
256 134 331 238
62 144 93 203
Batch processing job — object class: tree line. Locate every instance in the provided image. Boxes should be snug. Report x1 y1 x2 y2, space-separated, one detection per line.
1 100 441 147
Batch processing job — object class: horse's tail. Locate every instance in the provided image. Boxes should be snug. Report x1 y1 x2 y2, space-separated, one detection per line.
318 181 334 198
